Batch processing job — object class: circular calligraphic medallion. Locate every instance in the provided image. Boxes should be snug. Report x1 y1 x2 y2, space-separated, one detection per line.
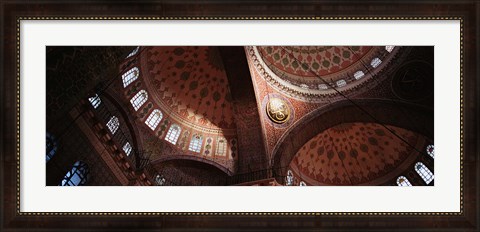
266 98 291 124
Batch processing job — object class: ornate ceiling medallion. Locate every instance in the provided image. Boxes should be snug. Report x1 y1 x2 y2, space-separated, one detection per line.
266 97 291 124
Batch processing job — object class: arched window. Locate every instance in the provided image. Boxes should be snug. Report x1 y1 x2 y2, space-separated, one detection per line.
123 142 132 156
122 67 139 87
353 70 365 80
130 90 148 111
285 170 294 186
318 84 328 90
415 162 434 185
145 109 163 130
336 79 347 87
165 124 181 145
216 137 227 156
155 174 166 186
88 94 101 109
299 84 309 89
60 161 89 186
46 132 57 162
426 144 434 159
126 46 140 58
385 46 395 53
371 57 382 68
396 176 412 186
188 134 203 153
106 116 120 134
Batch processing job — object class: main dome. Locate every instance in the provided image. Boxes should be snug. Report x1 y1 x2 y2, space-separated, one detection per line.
248 46 400 101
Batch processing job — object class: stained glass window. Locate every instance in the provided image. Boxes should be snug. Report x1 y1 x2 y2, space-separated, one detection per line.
188 134 203 153
126 46 140 58
60 161 89 186
396 176 412 186
122 67 139 87
371 57 382 68
216 138 227 156
130 90 148 111
106 116 120 134
88 94 101 109
145 109 163 131
415 162 434 185
426 144 434 159
165 124 181 145
354 71 365 80
46 132 57 162
123 142 132 156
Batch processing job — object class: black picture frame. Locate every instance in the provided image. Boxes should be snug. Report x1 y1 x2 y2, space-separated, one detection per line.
1 1 478 231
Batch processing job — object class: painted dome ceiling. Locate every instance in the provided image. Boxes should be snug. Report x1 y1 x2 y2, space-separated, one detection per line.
248 46 399 101
289 122 429 185
141 46 236 134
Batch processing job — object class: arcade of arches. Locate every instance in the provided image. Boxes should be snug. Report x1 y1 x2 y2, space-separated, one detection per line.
46 46 434 186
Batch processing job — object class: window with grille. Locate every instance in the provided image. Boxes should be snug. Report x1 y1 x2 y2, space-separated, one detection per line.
145 109 163 130
46 132 57 162
106 116 120 134
130 90 148 111
426 144 434 159
353 70 365 80
318 84 328 90
371 57 382 68
122 67 139 87
385 46 395 53
123 142 132 156
165 124 181 145
60 161 89 186
188 134 203 153
88 94 101 109
396 176 412 186
336 79 347 87
415 162 434 185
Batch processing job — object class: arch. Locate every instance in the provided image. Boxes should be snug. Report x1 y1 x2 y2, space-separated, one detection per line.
272 99 434 179
60 161 89 186
122 67 139 87
101 89 145 169
151 155 233 176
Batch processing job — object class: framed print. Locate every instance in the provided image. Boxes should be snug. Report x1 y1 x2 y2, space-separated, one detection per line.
1 1 478 231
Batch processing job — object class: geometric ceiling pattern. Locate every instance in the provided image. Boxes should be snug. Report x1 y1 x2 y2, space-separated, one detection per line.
257 46 373 78
142 46 236 134
290 122 428 185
